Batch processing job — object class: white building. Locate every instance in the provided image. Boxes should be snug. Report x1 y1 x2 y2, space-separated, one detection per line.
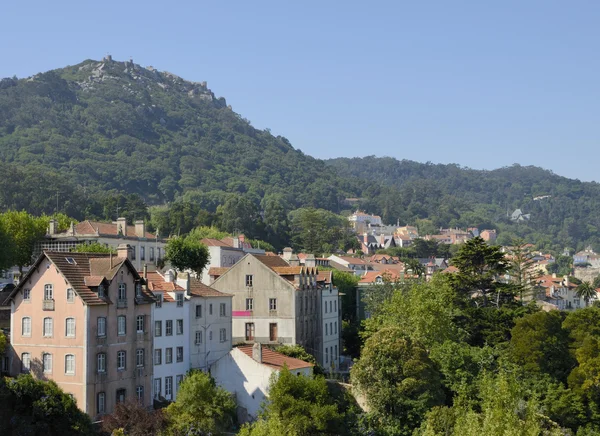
199 238 245 285
39 218 166 271
348 210 383 231
211 344 313 423
318 271 340 373
182 278 233 370
147 269 189 402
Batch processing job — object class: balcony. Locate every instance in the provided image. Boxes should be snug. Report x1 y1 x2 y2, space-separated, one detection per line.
42 299 55 311
117 298 128 309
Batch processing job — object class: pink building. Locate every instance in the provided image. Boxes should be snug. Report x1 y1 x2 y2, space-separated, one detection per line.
7 245 156 418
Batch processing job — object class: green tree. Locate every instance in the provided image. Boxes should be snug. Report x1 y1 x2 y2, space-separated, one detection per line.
0 374 93 435
507 311 574 382
239 367 346 436
0 211 48 273
273 344 324 375
351 327 445 435
165 236 209 277
71 241 116 254
404 258 426 278
0 330 6 354
102 399 166 435
508 238 542 303
449 237 510 307
576 281 597 307
217 194 263 239
163 370 237 435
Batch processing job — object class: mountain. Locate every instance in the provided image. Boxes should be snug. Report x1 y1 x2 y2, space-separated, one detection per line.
0 57 371 217
1 59 600 253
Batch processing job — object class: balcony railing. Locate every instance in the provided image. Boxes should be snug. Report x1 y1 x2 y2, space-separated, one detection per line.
42 299 55 311
117 298 127 309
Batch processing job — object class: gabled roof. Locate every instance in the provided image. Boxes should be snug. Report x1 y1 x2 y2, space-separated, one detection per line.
237 345 313 370
143 271 184 302
334 256 367 265
201 238 234 247
10 251 155 306
189 279 232 298
68 220 158 239
359 269 403 284
271 266 304 275
255 255 290 268
317 270 332 285
208 267 230 277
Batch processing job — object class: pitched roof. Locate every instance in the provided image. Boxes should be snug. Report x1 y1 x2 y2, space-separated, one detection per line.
327 260 352 271
11 252 155 305
271 266 304 275
208 267 230 277
70 220 158 239
359 269 403 283
255 255 290 268
143 271 184 302
237 345 314 370
189 279 231 298
317 271 332 284
335 256 367 265
201 238 233 247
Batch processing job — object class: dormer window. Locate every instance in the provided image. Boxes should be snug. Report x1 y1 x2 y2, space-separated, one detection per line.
176 293 184 307
135 283 142 298
98 284 105 298
65 257 77 265
376 276 383 284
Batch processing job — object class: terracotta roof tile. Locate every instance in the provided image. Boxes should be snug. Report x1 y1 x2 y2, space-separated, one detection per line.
237 345 313 370
317 271 332 284
359 269 403 283
143 271 184 302
189 280 231 298
209 267 230 277
71 220 158 239
201 238 233 247
271 266 304 275
255 255 290 268
84 276 105 287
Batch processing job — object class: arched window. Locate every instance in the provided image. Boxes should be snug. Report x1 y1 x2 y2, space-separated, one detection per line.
43 317 53 337
65 318 76 337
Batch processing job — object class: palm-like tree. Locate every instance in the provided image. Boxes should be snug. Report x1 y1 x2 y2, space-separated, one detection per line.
576 281 597 307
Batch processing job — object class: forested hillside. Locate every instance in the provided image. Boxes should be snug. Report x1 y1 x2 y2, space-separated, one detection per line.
327 156 600 252
1 59 600 253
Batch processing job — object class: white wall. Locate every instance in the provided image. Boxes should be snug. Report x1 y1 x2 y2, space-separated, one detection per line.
321 285 340 370
188 296 232 370
201 246 244 285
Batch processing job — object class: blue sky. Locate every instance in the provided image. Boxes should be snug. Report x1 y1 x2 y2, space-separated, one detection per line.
2 1 600 181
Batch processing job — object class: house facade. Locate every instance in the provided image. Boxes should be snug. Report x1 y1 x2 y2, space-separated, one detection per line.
318 271 340 372
7 245 155 417
38 218 166 271
209 254 323 366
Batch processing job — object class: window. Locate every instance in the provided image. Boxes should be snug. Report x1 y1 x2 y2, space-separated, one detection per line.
136 385 144 404
326 348 329 364
22 317 31 336
334 301 337 312
97 392 106 415
269 298 277 311
44 284 53 300
220 303 226 317
136 349 144 367
299 297 303 314
195 304 202 318
325 301 328 313
176 319 183 335
118 283 126 301
43 317 53 337
131 246 136 260
176 347 183 362
116 388 126 404
165 348 173 364
97 317 106 337
150 247 155 261
325 323 328 335
136 283 142 298
176 293 183 307
220 328 227 342
246 298 253 311
330 301 333 312
165 376 173 399
155 320 162 337
97 353 106 373
140 246 145 261
335 345 338 361
66 288 75 303
166 320 173 336
330 322 333 336
65 318 75 337
154 378 161 399
209 330 213 341
65 354 75 374
195 330 202 344
21 352 31 372
136 315 145 333
269 322 279 341
117 316 126 336
245 323 255 341
176 375 183 393
154 349 162 365
43 353 52 373
245 274 253 287
23 288 31 301
209 304 213 315
98 284 105 298
155 293 162 308
117 351 126 370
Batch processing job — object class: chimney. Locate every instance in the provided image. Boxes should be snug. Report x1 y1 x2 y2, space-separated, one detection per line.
564 275 570 287
165 269 175 283
48 219 58 235
363 233 368 244
143 264 148 280
289 254 300 267
134 220 146 238
232 236 239 249
379 234 385 245
117 243 131 260
282 247 293 261
176 272 191 296
239 234 245 243
252 343 262 364
117 217 127 236
305 254 316 268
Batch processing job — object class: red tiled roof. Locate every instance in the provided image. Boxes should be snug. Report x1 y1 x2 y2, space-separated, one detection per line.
442 266 459 273
208 267 230 277
237 345 313 370
336 256 366 265
84 276 105 287
143 271 183 302
255 255 290 268
272 266 304 275
189 280 231 298
359 269 403 284
71 220 158 239
317 271 332 284
201 238 233 247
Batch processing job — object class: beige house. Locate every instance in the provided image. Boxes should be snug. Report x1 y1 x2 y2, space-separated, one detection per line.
209 254 323 365
37 218 166 271
7 245 156 418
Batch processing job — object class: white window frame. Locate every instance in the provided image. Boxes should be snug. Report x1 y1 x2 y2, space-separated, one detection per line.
155 293 162 308
117 350 126 371
136 385 144 403
176 293 183 307
66 287 75 303
220 303 226 317
165 347 173 364
136 315 145 333
154 378 161 399
65 354 75 375
155 320 162 337
245 274 253 287
23 288 31 301
176 319 183 335
176 346 183 362
269 298 277 311
246 298 253 311
154 349 162 365
220 328 227 342
44 284 53 300
97 392 106 415
65 318 76 338
136 348 144 367
195 330 202 344
43 317 53 337
166 320 173 336
21 352 30 372
97 317 106 337
43 353 52 373
22 317 31 336
118 283 126 301
165 376 173 399
117 315 126 336
97 353 106 373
